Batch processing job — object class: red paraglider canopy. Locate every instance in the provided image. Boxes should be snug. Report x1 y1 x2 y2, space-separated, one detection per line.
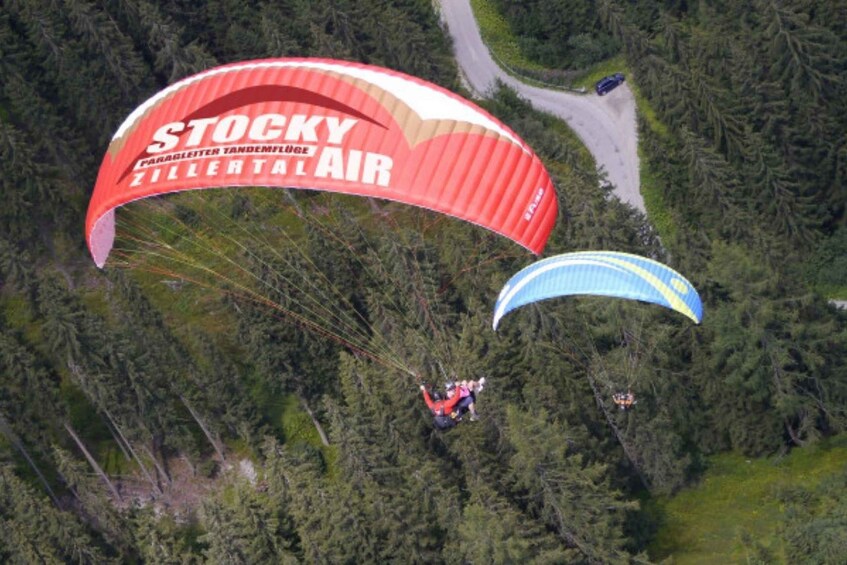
86 58 558 267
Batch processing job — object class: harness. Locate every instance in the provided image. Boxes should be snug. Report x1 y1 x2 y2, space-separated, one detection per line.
433 414 457 430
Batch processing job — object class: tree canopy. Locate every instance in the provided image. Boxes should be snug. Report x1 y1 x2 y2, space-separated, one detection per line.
0 0 845 561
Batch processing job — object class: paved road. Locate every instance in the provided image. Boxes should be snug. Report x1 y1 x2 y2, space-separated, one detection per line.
438 0 644 212
436 4 847 311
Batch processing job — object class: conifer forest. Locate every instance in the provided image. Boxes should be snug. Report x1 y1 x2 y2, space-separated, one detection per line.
1 0 846 562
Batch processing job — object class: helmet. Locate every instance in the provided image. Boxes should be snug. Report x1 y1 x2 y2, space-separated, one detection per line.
445 381 456 391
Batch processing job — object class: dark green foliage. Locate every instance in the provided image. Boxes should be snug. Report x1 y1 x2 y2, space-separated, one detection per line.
505 406 637 562
616 0 844 247
778 475 847 563
233 243 344 399
0 465 109 563
132 509 204 563
51 445 132 552
805 226 847 296
445 484 570 563
693 243 847 454
0 322 64 449
492 0 620 68
199 479 298 564
35 272 195 455
0 0 844 562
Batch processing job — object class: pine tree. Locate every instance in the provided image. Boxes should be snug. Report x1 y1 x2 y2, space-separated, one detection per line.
52 445 131 552
779 474 847 563
696 242 847 454
756 0 839 103
132 507 203 564
445 483 572 564
267 440 377 563
108 0 217 82
678 127 751 237
257 0 313 57
0 465 111 563
199 479 298 564
505 405 637 562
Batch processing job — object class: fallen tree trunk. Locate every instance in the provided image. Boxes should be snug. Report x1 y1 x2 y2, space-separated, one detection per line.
64 422 122 503
300 396 330 447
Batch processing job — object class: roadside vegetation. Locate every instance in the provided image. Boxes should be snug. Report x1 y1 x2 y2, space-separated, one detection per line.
648 435 847 563
0 0 844 562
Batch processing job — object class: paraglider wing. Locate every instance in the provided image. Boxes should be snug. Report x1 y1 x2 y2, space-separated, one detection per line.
492 251 703 329
85 58 558 268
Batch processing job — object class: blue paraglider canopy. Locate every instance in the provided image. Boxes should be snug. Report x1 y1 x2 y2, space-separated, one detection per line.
492 251 703 330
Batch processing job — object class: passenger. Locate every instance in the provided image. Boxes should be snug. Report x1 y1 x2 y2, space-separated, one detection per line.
451 378 486 421
612 391 637 410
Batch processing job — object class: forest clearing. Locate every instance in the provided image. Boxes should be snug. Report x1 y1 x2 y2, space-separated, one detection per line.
1 0 845 562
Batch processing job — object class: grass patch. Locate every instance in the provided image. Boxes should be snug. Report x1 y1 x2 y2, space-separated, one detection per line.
470 0 547 74
573 54 628 92
468 0 633 91
259 391 339 477
638 144 675 241
466 0 680 241
129 266 237 335
278 395 322 446
621 68 676 241
822 287 847 301
249 381 321 448
469 0 588 89
647 435 847 563
77 284 113 321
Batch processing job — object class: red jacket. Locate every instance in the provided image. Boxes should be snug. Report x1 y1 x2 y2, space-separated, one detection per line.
422 388 462 416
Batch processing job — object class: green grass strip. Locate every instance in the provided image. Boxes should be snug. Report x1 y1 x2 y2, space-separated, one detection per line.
648 435 847 563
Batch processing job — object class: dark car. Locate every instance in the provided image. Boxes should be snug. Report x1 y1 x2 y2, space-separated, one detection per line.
595 73 625 96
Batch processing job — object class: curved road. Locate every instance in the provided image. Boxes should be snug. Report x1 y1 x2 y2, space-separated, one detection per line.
437 3 847 312
439 0 644 212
